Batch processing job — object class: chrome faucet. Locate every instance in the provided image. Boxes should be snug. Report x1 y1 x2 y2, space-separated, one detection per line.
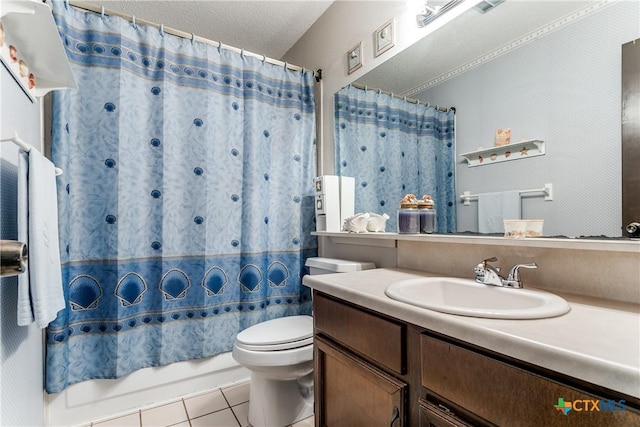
474 257 537 288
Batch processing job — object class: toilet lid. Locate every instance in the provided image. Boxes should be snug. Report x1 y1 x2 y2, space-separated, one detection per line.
235 315 313 351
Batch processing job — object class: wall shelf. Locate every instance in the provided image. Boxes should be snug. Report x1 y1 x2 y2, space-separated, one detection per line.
0 0 76 99
460 139 545 167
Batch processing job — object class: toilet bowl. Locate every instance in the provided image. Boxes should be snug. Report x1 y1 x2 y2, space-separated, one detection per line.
232 258 376 427
232 315 314 427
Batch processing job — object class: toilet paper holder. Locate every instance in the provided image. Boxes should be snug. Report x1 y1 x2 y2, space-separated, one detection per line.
0 240 28 277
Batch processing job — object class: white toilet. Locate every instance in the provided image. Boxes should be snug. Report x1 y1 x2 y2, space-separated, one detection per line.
232 257 375 427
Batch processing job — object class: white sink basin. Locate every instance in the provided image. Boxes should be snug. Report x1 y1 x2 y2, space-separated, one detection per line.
385 277 570 319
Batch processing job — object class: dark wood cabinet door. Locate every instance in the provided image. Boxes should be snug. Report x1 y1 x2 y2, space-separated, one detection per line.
315 335 407 427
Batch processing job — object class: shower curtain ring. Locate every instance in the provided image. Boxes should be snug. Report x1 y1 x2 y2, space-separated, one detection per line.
378 89 381 94
240 49 244 58
160 23 165 36
191 33 195 44
218 42 223 53
132 15 137 29
101 6 105 19
64 0 69 9
262 55 266 64
364 85 368 91
284 61 288 71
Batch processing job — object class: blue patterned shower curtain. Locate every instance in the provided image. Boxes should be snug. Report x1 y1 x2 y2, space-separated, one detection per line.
46 2 316 393
335 85 456 232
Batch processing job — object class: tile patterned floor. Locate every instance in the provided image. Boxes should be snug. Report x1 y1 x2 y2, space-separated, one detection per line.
86 381 314 427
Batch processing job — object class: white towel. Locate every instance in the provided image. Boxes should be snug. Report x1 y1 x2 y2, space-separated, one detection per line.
477 190 521 234
17 149 65 328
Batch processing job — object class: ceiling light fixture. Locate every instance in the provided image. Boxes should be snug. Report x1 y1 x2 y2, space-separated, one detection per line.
415 0 502 28
416 0 466 28
475 0 505 13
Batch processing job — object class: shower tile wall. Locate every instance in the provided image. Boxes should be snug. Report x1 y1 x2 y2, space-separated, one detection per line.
0 65 45 426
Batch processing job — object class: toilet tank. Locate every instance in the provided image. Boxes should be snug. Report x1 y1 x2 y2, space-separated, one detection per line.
305 257 376 275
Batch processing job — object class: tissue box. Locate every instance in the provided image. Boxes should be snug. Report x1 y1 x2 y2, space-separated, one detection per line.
503 220 544 238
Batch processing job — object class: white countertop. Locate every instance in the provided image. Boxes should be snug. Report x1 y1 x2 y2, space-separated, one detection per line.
303 268 640 399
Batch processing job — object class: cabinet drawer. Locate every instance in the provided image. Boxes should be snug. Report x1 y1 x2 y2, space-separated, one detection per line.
314 292 405 374
421 334 639 426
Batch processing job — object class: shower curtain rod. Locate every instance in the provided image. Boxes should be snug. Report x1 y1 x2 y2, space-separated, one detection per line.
350 82 454 112
67 1 314 76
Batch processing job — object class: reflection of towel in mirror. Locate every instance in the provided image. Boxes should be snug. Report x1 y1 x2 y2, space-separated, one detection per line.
478 191 521 233
17 149 65 328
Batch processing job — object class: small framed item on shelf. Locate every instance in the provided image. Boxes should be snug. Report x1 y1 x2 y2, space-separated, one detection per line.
495 128 511 146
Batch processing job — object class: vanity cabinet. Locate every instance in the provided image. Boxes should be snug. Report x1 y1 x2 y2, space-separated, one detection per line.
313 291 640 427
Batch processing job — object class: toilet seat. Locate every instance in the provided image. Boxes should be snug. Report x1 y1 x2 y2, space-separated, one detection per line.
235 315 313 351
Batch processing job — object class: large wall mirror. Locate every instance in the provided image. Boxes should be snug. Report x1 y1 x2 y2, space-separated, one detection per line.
338 0 639 238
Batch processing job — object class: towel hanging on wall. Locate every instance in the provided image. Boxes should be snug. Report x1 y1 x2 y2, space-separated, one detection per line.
477 190 521 233
17 148 65 328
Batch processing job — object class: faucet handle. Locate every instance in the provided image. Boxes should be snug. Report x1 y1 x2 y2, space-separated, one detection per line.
507 263 537 283
482 257 498 266
482 257 501 272
475 257 496 274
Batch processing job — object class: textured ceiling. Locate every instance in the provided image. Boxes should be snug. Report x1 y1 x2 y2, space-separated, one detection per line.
80 0 334 60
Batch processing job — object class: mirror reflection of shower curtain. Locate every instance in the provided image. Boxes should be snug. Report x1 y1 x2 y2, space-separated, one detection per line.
46 2 317 393
334 85 456 232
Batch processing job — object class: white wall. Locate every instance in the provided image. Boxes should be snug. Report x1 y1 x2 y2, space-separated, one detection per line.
0 65 45 427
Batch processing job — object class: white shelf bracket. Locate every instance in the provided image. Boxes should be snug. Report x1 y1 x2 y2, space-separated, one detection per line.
462 191 471 206
544 183 553 201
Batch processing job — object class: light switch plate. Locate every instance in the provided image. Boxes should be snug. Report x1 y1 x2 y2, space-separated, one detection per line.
347 42 362 74
374 19 394 57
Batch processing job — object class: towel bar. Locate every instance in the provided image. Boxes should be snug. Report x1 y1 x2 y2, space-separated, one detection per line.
0 240 28 277
1 129 64 176
460 183 553 206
